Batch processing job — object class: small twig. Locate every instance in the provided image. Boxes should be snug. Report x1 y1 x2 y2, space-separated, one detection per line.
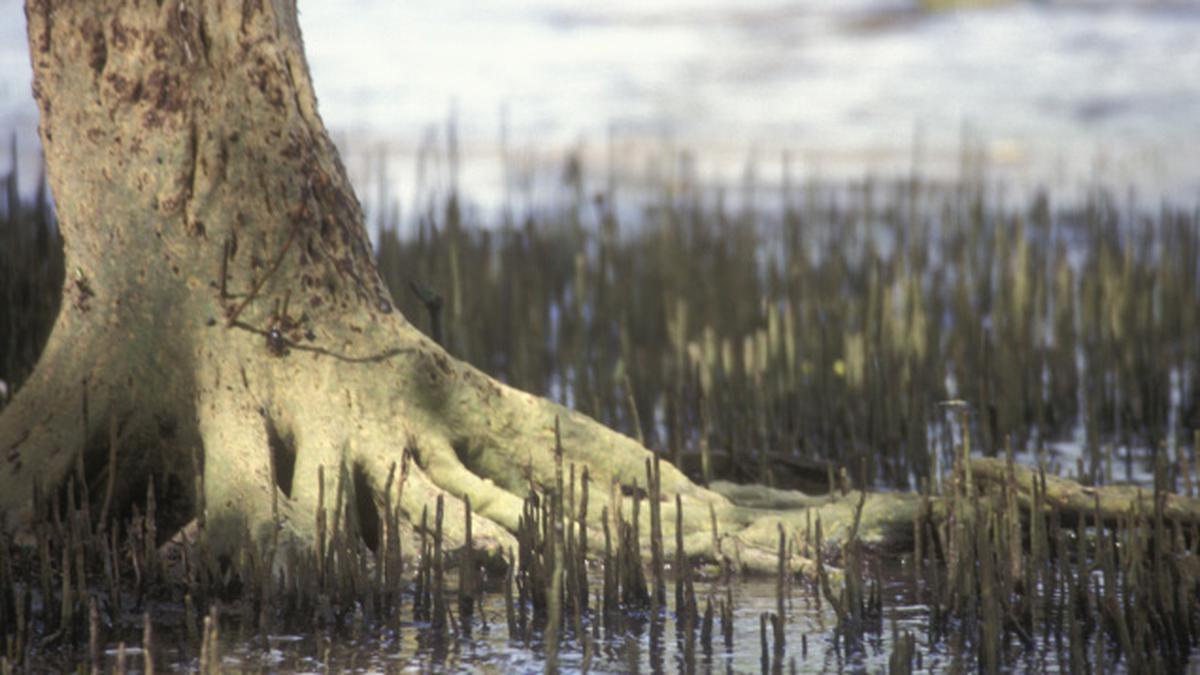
228 320 412 363
219 236 229 298
226 225 298 327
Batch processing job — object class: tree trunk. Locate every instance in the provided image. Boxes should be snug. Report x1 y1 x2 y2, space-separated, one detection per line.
0 0 919 573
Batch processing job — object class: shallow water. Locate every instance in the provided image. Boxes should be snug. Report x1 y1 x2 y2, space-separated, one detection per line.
69 561 1143 673
118 574 929 673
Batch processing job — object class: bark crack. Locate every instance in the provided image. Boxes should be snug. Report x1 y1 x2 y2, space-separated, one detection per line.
182 116 200 235
282 53 320 150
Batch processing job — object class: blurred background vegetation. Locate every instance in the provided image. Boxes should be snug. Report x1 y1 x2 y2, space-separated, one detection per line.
4 131 1197 493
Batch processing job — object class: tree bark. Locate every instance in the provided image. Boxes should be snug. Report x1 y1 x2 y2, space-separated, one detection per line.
0 0 920 574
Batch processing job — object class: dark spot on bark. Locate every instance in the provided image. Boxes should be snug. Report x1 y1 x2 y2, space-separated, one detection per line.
86 127 103 143
216 137 229 182
31 0 51 54
145 68 187 113
193 220 206 237
206 317 216 326
30 79 47 111
229 131 240 143
72 274 95 313
428 369 440 384
172 265 180 275
349 325 362 334
81 18 107 76
151 36 171 61
106 73 130 102
110 17 132 50
309 295 322 309
377 296 392 314
280 141 301 160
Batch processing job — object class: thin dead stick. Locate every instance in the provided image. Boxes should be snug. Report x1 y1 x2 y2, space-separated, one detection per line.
226 225 298 327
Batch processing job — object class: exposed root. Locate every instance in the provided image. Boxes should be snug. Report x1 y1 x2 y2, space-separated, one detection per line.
972 456 1200 525
0 311 166 535
3 314 923 585
195 377 300 555
386 355 923 577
